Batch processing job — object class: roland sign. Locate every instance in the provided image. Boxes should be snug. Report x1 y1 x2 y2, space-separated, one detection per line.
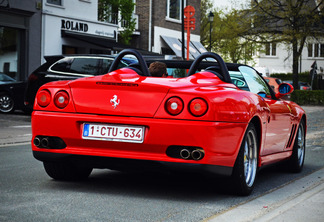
61 20 88 32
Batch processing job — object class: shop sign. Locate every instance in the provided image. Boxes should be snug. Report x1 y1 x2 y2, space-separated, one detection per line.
61 19 88 32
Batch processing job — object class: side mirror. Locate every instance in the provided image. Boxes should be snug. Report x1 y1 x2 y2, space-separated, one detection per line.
275 83 294 99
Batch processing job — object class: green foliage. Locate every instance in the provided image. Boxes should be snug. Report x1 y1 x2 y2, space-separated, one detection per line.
250 0 324 88
270 73 311 83
98 0 136 45
291 90 324 106
201 0 260 64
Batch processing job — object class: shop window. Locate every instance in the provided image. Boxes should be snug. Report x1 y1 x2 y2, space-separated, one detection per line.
265 42 276 56
0 27 19 80
47 0 62 6
167 0 183 21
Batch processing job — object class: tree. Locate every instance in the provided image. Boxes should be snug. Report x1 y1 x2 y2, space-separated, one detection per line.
250 0 324 89
200 0 213 48
98 0 136 45
200 0 260 64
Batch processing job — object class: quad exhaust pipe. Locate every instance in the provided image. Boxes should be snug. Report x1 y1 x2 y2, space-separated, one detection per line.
40 137 49 148
180 149 191 159
180 148 204 160
191 149 204 160
33 136 66 149
34 136 49 148
33 137 41 147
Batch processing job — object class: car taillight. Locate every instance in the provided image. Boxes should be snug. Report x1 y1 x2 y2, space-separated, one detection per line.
189 98 208 117
165 97 184 115
37 90 51 107
54 91 69 109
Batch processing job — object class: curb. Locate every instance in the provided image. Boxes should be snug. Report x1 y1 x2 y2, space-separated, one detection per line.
206 167 324 222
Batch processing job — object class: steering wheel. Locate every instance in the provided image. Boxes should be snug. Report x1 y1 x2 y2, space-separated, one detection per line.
187 52 232 83
108 49 151 76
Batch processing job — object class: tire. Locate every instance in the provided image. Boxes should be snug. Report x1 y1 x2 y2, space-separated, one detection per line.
0 93 14 113
232 123 258 196
287 119 306 173
43 162 93 181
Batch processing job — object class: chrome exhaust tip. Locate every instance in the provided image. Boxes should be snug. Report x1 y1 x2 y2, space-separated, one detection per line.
180 149 191 159
191 149 204 160
40 137 49 148
33 137 41 147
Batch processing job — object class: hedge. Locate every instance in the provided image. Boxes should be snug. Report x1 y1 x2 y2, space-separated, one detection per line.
291 90 324 105
270 73 311 83
271 73 324 90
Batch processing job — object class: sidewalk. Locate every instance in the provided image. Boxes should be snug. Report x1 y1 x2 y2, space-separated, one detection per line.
206 167 324 222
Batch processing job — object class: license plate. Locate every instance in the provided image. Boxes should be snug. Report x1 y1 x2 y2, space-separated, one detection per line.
82 123 145 143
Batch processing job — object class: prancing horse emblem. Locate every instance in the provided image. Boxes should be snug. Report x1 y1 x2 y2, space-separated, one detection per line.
110 95 120 109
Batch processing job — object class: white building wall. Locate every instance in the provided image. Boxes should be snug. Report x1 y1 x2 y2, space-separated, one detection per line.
42 0 118 59
43 0 98 21
253 41 324 76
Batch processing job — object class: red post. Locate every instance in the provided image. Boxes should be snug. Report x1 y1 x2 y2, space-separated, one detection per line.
184 6 195 61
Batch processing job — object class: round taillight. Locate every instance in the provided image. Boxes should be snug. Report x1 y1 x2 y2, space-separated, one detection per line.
165 97 184 115
189 98 208 117
37 90 51 107
54 91 69 109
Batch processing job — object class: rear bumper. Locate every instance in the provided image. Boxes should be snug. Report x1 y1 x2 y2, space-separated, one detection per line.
33 151 233 176
31 111 248 175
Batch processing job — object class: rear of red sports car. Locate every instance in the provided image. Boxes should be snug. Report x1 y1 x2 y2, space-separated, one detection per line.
32 50 306 196
31 67 259 175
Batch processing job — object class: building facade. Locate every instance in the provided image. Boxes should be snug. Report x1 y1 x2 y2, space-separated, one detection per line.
1 0 205 81
253 40 324 76
42 0 119 57
0 0 42 81
134 0 205 59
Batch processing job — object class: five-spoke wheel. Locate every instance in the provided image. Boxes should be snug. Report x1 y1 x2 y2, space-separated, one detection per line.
232 122 258 196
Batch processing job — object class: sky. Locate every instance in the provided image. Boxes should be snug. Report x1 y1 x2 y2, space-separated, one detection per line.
211 0 249 11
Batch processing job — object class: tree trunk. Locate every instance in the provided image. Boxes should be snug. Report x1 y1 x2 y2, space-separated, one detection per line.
292 38 299 90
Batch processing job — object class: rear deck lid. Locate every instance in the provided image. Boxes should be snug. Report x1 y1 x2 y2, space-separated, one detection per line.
69 68 231 117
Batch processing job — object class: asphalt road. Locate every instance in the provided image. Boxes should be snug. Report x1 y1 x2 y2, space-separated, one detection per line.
0 106 323 221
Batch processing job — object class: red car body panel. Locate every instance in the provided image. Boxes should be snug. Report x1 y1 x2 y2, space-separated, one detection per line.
31 67 306 175
32 111 247 167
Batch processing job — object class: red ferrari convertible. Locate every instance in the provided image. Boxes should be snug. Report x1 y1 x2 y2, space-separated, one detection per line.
31 49 306 195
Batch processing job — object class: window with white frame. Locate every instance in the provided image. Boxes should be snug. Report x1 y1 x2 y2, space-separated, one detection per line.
265 42 276 56
166 0 183 21
47 0 62 6
308 43 324 58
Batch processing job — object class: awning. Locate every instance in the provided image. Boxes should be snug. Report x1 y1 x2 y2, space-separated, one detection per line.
62 30 161 56
191 41 208 54
61 30 123 50
180 40 201 59
160 35 183 57
161 35 208 59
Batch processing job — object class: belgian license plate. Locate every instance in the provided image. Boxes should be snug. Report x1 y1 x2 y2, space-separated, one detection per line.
82 123 144 143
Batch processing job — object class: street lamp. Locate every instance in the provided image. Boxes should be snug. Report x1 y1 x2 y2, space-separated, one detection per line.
208 11 214 52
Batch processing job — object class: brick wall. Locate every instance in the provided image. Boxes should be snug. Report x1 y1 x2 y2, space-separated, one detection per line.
135 0 201 51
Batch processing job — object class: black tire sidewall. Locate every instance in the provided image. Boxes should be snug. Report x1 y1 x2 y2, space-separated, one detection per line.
232 123 258 196
288 119 306 173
